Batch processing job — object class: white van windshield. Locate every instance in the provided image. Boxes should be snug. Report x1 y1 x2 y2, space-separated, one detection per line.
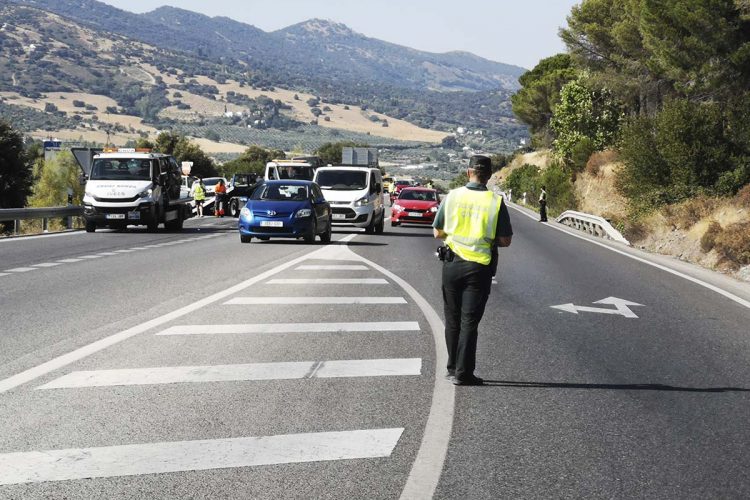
90 158 153 181
316 171 368 190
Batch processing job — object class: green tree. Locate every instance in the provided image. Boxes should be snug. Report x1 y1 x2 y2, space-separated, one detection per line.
0 121 33 210
550 78 623 163
218 145 283 177
28 151 83 208
511 54 578 147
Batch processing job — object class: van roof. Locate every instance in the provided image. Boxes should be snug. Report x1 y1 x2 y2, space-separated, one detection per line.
315 166 380 172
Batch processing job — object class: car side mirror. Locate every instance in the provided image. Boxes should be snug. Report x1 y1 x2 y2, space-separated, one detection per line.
79 174 87 186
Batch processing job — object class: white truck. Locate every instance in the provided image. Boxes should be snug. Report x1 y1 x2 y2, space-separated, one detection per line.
80 148 194 232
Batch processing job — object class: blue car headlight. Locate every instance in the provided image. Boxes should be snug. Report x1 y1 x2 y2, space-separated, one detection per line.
240 207 251 218
296 208 312 218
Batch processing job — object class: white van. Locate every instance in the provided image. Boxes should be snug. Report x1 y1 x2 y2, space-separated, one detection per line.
313 166 385 233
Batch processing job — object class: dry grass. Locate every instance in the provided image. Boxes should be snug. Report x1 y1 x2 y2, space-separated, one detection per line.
585 150 618 177
662 195 721 230
735 184 750 207
714 222 750 267
700 221 722 252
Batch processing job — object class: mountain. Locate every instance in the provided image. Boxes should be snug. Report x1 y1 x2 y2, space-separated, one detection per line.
12 0 524 93
2 0 529 150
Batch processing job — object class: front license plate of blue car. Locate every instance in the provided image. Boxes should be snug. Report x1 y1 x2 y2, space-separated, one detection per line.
260 221 283 227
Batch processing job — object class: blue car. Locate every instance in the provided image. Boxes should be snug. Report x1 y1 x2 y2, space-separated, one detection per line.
238 180 332 244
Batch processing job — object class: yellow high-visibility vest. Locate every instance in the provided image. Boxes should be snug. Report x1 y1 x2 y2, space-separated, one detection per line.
443 187 502 265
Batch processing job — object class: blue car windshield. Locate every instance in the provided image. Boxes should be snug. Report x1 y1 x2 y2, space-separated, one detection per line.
252 184 309 201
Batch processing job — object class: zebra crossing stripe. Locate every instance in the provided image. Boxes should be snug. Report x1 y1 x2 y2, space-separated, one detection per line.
36 358 422 389
0 428 404 485
224 297 407 305
157 321 420 336
268 278 388 284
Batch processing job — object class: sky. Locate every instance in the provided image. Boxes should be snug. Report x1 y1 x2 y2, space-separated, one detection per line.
97 0 580 69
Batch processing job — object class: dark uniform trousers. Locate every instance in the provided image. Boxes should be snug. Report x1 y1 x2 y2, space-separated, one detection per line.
442 256 493 380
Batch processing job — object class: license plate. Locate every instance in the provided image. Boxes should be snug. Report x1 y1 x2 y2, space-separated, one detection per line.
106 214 125 220
408 212 422 217
128 211 140 220
260 221 283 227
332 214 347 220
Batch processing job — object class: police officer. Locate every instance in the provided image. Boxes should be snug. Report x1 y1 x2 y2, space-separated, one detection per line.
539 185 548 222
433 155 513 385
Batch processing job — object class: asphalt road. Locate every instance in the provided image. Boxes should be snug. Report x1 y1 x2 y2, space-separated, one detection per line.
1 205 749 499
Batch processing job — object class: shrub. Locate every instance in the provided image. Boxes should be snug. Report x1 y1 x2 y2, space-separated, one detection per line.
540 162 577 215
569 136 596 172
713 222 750 267
700 221 722 253
72 100 85 108
735 184 750 207
503 164 541 206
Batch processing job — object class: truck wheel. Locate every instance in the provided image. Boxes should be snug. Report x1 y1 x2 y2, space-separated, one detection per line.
85 221 96 233
240 234 252 243
365 215 376 234
230 199 239 218
147 218 159 232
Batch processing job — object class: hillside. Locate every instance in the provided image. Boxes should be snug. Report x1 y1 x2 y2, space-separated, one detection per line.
0 4 448 152
6 0 527 148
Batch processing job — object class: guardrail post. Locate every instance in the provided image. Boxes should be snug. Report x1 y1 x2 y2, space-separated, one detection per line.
43 218 49 233
14 219 20 235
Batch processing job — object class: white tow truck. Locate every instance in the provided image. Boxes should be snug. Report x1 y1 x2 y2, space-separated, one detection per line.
80 148 194 232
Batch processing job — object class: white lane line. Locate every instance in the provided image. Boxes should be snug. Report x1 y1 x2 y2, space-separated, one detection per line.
225 297 408 305
0 240 357 393
268 278 388 285
56 259 83 263
97 252 119 256
130 247 149 251
4 267 37 273
77 255 102 259
114 249 136 253
37 359 422 389
0 273 9 277
0 428 404 486
32 262 62 268
296 265 369 271
508 204 750 311
157 321 420 336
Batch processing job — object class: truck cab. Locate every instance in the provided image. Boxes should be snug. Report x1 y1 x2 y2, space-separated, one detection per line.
81 148 193 232
265 159 316 182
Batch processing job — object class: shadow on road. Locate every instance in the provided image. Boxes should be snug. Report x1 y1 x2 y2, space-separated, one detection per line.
481 380 750 393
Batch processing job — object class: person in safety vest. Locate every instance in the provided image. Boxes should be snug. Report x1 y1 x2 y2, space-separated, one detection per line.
433 155 513 386
538 185 548 222
191 178 206 217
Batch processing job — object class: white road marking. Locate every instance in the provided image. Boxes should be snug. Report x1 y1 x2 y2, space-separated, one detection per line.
0 273 9 277
97 252 119 256
296 265 369 271
37 359 422 389
77 255 102 259
114 249 136 253
4 267 37 273
32 262 62 268
508 203 750 311
268 278 388 285
157 321 420 336
225 296 407 305
0 241 358 393
0 428 404 485
551 297 644 318
56 258 83 263
129 247 149 250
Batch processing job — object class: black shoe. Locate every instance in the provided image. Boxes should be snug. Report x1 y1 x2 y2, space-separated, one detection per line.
444 371 455 381
453 375 484 386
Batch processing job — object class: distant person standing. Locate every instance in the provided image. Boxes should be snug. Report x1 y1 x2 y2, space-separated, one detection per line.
191 177 206 217
539 185 548 222
214 179 227 217
522 192 527 205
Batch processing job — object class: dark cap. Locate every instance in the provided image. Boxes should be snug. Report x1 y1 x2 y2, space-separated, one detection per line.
469 155 492 173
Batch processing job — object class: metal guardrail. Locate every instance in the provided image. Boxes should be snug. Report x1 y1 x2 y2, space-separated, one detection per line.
0 206 83 235
556 210 630 246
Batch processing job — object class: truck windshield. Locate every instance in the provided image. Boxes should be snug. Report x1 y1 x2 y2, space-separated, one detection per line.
90 158 153 181
316 171 368 190
278 166 314 181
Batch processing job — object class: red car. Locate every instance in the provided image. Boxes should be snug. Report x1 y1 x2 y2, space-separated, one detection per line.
389 180 412 203
391 187 440 226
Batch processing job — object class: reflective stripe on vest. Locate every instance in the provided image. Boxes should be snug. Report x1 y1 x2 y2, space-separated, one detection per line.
194 185 205 200
443 187 501 265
